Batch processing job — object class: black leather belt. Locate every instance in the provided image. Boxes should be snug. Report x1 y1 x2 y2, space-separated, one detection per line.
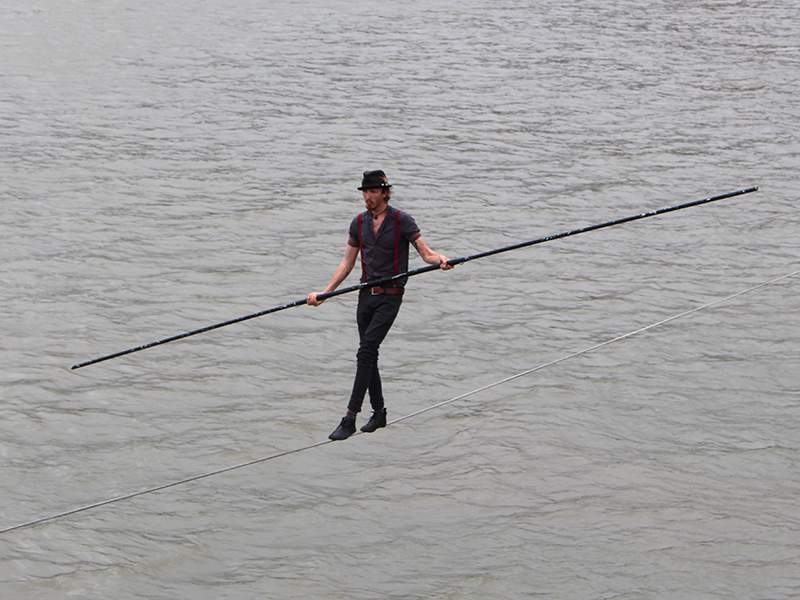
368 287 404 295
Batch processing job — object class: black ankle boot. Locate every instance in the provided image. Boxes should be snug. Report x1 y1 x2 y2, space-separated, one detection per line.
329 417 356 440
360 408 387 433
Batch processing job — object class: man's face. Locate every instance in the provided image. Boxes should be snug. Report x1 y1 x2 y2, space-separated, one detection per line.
362 188 388 212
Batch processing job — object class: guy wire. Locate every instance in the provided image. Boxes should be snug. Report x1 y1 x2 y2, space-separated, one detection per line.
2 267 798 536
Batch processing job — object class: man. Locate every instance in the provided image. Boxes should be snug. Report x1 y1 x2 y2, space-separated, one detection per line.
307 170 453 440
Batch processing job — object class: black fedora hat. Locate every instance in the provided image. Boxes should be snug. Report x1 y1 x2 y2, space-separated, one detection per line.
358 170 392 190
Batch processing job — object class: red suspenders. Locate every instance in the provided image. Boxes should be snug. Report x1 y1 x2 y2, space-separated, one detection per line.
394 210 401 276
357 212 366 282
357 209 401 283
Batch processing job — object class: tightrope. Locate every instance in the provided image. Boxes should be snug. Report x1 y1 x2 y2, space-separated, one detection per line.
2 267 798 535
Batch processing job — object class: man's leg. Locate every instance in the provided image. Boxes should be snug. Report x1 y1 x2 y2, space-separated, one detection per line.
367 365 384 412
329 292 401 441
347 292 402 414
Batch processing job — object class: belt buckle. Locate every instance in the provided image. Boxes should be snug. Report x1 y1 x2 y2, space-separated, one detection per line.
370 287 382 295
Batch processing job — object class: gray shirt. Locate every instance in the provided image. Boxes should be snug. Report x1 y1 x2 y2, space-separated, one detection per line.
348 205 421 287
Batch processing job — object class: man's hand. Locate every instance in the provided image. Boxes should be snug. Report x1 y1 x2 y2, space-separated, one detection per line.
307 292 324 307
437 255 454 270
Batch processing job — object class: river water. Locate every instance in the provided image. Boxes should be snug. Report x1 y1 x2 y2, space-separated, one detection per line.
1 0 799 598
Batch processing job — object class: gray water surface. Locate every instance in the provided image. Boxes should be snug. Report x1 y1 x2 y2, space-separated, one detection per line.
1 1 799 598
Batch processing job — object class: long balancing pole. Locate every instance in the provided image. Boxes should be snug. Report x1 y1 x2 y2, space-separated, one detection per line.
71 186 757 370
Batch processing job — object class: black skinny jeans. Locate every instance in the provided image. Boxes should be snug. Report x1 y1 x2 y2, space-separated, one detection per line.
347 289 403 414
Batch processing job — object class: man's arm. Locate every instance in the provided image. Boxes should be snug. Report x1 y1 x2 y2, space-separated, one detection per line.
412 236 454 270
307 243 360 306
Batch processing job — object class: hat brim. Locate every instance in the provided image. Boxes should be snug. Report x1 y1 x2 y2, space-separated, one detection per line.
357 184 392 190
